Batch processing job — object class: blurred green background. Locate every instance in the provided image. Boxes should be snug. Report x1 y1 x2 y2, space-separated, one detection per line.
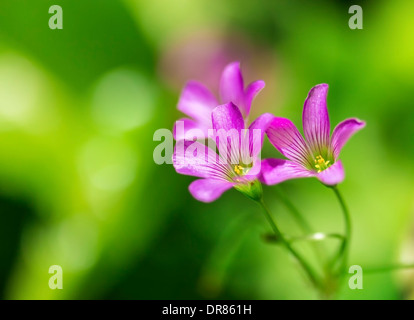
0 0 413 300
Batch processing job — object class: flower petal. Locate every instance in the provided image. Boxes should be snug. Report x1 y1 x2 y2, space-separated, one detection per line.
317 160 345 186
211 102 245 132
302 84 331 154
244 80 265 116
173 140 222 179
247 113 274 158
219 62 246 115
173 118 208 140
260 159 314 185
331 118 366 158
178 80 218 125
211 102 245 163
189 179 234 202
266 117 312 168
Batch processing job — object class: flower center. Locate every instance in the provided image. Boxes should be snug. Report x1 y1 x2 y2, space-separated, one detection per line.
314 155 331 173
234 164 250 176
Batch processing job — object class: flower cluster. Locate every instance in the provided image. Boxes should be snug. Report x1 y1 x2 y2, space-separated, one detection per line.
173 62 365 202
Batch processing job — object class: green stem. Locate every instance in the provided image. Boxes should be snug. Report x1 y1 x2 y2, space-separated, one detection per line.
363 264 414 274
275 186 329 272
331 186 351 274
289 233 345 243
265 232 345 244
258 199 321 289
274 186 313 234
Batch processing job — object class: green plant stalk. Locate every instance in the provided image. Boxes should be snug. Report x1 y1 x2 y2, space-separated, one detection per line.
274 186 329 271
362 264 414 274
274 186 313 234
257 198 322 290
264 232 344 244
331 186 351 275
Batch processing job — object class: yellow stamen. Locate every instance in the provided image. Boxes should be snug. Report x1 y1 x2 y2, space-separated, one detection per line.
234 165 244 175
314 155 331 173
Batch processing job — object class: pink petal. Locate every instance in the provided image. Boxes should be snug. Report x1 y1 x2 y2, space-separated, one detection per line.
331 118 366 158
266 117 312 168
244 80 265 116
189 179 234 202
211 102 245 132
302 84 331 153
260 159 314 185
173 118 208 140
219 62 246 115
211 102 245 163
173 140 222 179
317 160 345 186
247 113 274 158
243 159 263 178
178 80 218 125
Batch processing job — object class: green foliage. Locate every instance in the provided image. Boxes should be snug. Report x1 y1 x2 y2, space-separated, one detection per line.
0 0 413 299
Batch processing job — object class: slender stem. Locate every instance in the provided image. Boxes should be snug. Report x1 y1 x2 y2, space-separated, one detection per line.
363 264 414 274
274 186 313 234
289 233 345 243
265 232 345 244
258 199 321 289
275 186 328 271
331 186 351 274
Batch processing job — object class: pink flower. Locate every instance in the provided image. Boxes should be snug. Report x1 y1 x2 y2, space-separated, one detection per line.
260 84 365 186
173 102 273 202
173 62 265 140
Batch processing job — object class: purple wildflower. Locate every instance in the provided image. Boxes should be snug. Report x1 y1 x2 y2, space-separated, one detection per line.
260 84 365 186
173 61 265 140
173 102 273 202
